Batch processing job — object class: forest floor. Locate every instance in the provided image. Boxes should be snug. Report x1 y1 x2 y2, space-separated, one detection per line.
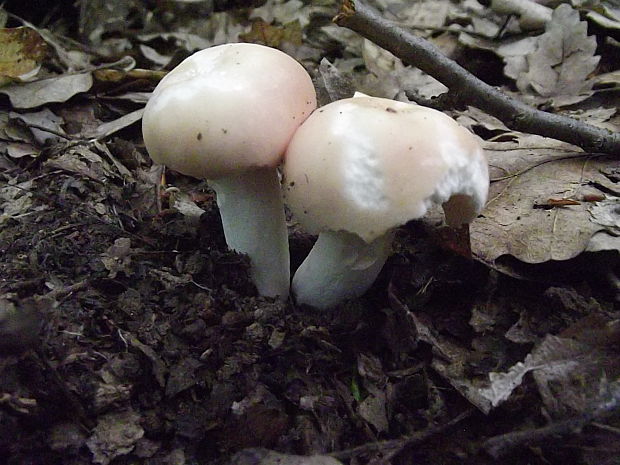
1 1 619 464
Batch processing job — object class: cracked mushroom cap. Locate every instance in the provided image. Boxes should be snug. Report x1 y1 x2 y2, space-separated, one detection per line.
283 96 489 242
142 43 317 179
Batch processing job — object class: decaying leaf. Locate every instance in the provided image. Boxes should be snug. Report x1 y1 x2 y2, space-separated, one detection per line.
250 0 313 29
455 107 619 270
471 139 619 266
0 178 43 224
0 73 93 109
489 0 552 30
168 188 206 227
404 308 494 413
44 141 133 182
165 357 202 398
78 0 136 45
374 0 451 26
481 313 620 415
585 2 620 31
10 108 66 144
101 238 133 279
516 4 600 106
0 27 47 86
358 391 389 432
240 19 303 48
138 32 212 54
81 108 144 140
361 40 447 99
85 409 144 465
316 59 356 105
230 448 343 465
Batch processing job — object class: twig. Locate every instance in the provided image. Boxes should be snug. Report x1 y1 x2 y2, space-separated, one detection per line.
482 380 620 458
41 280 89 300
333 0 620 156
329 408 474 460
24 123 72 140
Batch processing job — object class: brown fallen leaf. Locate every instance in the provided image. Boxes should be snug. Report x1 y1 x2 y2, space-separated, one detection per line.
240 19 302 48
0 27 47 86
471 135 619 265
516 4 600 107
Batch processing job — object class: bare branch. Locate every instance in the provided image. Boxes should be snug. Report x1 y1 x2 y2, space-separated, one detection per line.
334 0 620 156
329 408 474 461
483 380 620 458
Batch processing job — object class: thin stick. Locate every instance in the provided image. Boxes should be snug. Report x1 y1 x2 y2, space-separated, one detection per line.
329 408 474 460
334 0 620 156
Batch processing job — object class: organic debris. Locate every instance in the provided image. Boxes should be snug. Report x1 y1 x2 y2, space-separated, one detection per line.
0 1 619 465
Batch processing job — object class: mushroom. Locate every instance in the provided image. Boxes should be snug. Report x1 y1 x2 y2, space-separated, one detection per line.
142 43 317 299
283 95 489 309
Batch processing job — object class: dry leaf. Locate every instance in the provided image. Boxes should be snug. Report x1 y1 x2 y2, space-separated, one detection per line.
316 59 356 106
458 33 539 84
86 409 144 465
6 142 38 159
138 32 213 54
101 238 133 279
404 309 494 413
0 178 37 224
456 107 619 269
375 0 450 27
586 2 620 31
230 448 343 465
0 27 47 86
240 19 302 47
562 107 617 132
10 108 66 144
250 0 313 29
481 313 620 416
78 0 134 45
516 4 600 106
472 141 619 266
358 392 389 432
0 73 93 109
489 0 552 30
81 108 144 140
360 40 447 99
139 44 172 67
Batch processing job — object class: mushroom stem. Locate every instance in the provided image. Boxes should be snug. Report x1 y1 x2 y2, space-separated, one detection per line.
209 168 290 300
292 230 395 309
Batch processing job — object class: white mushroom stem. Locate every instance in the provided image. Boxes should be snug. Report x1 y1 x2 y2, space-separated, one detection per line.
209 168 290 300
292 230 395 309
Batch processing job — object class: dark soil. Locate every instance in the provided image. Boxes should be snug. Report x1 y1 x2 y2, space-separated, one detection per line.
1 161 618 464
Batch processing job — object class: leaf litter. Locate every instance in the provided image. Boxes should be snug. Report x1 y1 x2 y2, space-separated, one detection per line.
0 1 619 465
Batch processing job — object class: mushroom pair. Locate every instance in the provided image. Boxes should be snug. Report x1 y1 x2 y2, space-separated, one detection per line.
142 43 489 308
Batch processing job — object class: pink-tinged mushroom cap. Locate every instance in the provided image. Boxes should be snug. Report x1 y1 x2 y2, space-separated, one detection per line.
142 43 317 179
283 96 489 242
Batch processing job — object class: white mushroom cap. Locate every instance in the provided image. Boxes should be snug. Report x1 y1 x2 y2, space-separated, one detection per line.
141 43 317 300
283 96 488 242
142 43 317 179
